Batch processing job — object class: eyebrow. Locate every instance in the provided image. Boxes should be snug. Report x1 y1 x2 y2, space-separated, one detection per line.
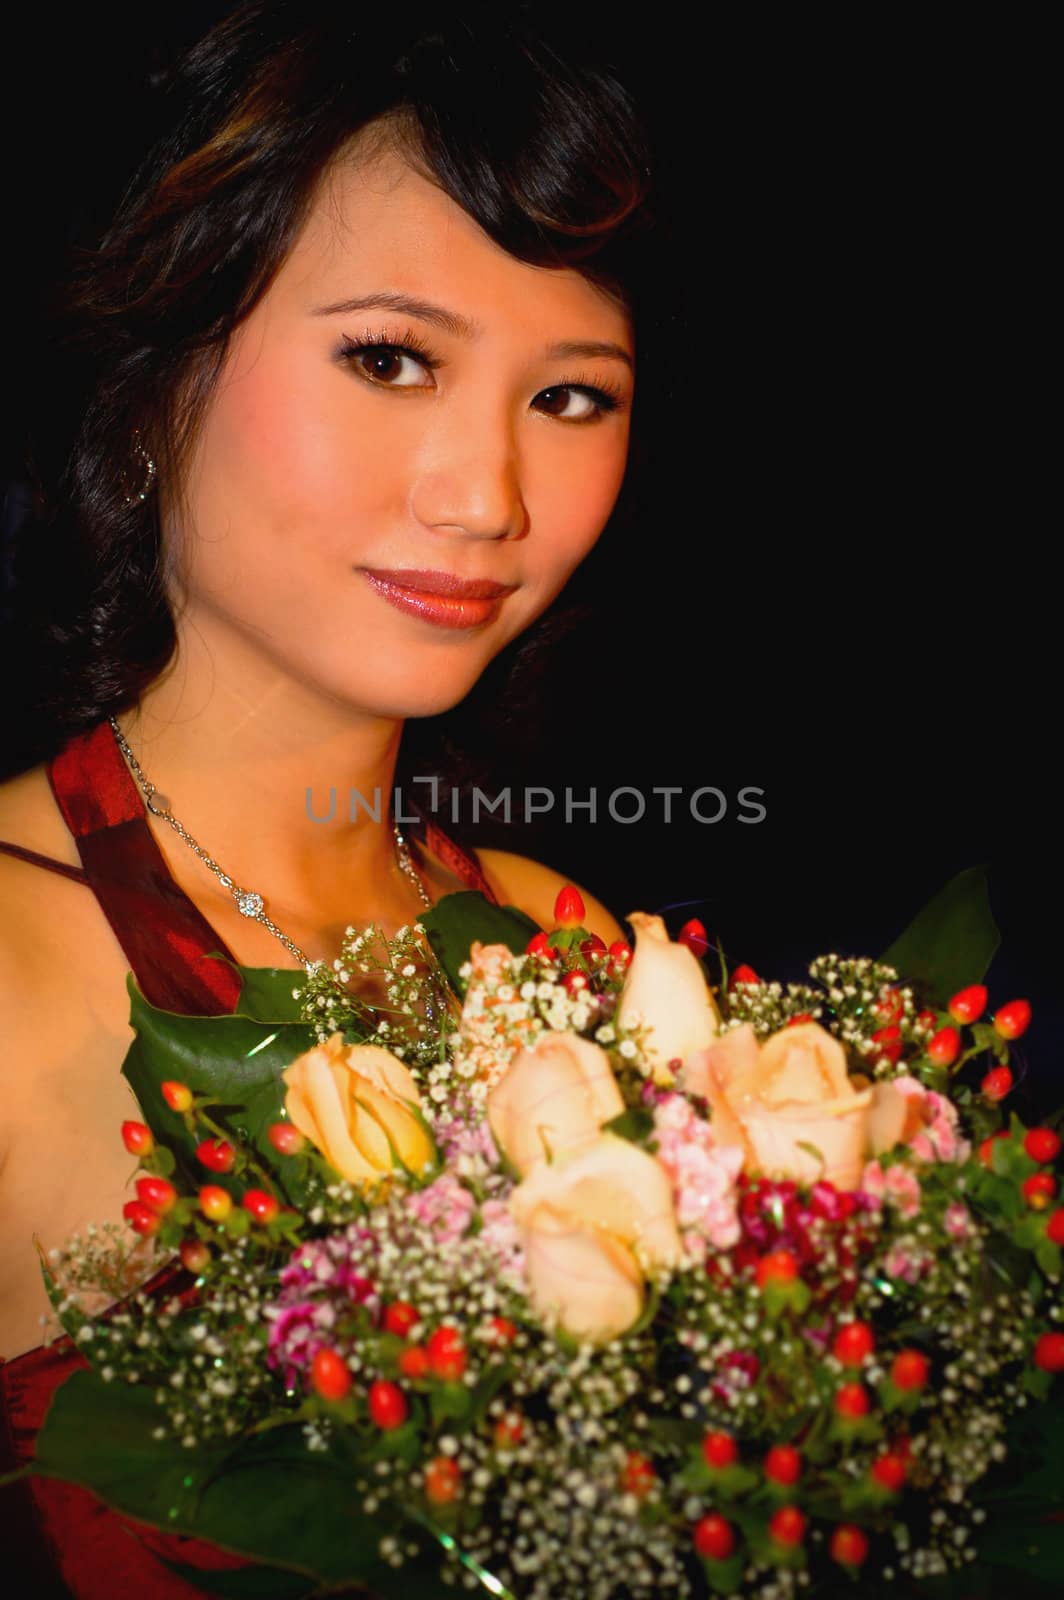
312 290 634 372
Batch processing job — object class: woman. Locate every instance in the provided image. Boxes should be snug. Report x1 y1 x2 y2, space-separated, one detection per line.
0 5 655 1592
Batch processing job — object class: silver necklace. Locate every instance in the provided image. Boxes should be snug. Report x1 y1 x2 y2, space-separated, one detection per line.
108 715 432 972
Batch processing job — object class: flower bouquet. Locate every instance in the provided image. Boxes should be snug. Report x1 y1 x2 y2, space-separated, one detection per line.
7 868 1064 1599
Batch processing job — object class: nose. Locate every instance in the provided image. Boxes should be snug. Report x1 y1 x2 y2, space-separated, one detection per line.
410 411 528 541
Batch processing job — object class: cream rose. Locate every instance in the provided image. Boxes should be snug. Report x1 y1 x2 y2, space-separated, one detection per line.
616 911 721 1085
509 1133 684 1343
683 1021 909 1191
282 1031 436 1185
486 1030 625 1176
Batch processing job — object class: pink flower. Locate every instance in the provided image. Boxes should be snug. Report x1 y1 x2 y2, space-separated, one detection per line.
944 1201 974 1240
405 1173 476 1243
860 1159 922 1218
884 1243 929 1282
652 1093 743 1256
888 1076 970 1165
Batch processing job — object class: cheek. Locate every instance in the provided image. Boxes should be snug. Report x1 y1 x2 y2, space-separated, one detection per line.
525 429 630 589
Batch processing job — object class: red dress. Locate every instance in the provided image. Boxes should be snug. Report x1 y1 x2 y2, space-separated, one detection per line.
0 719 500 1597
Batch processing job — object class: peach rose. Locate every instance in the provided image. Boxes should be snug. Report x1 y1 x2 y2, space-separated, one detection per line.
509 1133 684 1343
616 911 721 1084
486 1030 625 1176
282 1031 436 1185
683 1021 910 1191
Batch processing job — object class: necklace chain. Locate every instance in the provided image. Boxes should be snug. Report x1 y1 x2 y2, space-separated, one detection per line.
107 716 432 972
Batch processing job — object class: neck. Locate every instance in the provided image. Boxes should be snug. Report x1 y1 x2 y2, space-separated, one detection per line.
119 617 412 928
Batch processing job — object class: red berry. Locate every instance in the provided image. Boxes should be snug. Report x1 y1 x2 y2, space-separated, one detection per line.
830 1525 869 1567
994 999 1031 1040
242 1188 279 1224
526 931 552 960
161 1080 193 1113
871 988 903 1024
620 1450 656 1496
122 1199 161 1236
493 1410 524 1448
426 1324 467 1381
484 1315 517 1345
553 886 585 929
580 934 607 962
678 918 709 958
693 1513 735 1561
196 1137 236 1174
916 1009 939 1030
1023 1173 1057 1210
949 984 988 1025
834 1383 869 1418
425 1456 461 1504
607 938 632 970
871 1453 907 1491
786 1012 814 1027
833 1320 875 1367
311 1347 352 1402
267 1122 306 1156
398 1344 431 1379
756 1248 800 1289
870 1024 903 1064
729 963 761 989
927 1026 961 1066
1033 1333 1064 1373
198 1184 232 1221
768 1505 807 1546
383 1301 420 1338
179 1238 210 1274
121 1120 154 1156
562 968 591 997
981 1066 1013 1101
1025 1128 1062 1164
1046 1209 1064 1246
135 1175 178 1214
702 1431 738 1469
367 1379 408 1429
891 1349 930 1391
978 1130 1011 1168
764 1444 802 1485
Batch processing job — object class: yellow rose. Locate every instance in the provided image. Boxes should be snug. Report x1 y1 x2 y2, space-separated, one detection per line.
282 1031 435 1185
509 1133 683 1343
616 911 720 1084
683 1020 907 1191
486 1030 625 1176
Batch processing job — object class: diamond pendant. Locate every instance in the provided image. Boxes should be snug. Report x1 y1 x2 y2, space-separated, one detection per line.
235 890 264 918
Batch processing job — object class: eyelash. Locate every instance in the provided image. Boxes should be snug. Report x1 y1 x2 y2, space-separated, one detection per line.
336 324 628 422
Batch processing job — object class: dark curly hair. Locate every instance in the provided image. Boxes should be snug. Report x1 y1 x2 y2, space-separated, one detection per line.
2 1 661 810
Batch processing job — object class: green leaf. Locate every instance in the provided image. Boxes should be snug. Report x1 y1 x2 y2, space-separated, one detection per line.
603 1106 655 1144
417 890 542 992
29 1370 444 1595
878 865 1001 1007
120 971 319 1204
153 1557 316 1598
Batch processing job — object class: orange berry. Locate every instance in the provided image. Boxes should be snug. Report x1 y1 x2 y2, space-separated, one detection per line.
398 1344 431 1380
367 1379 407 1429
981 1066 1013 1101
764 1444 802 1484
891 1349 929 1391
756 1248 800 1289
927 1026 961 1066
834 1382 869 1418
198 1184 232 1221
242 1189 279 1224
1033 1332 1064 1372
729 963 761 988
833 1320 875 1366
769 1505 807 1546
122 1199 161 1236
702 1431 738 1468
135 1175 178 1214
426 1324 467 1380
1023 1173 1057 1209
620 1450 656 1496
311 1347 352 1402
994 999 1031 1040
161 1081 193 1112
1025 1128 1062 1164
196 1137 236 1174
830 1524 869 1567
948 984 987 1024
678 918 709 958
267 1122 306 1156
425 1456 461 1504
492 1410 524 1448
871 1453 907 1491
693 1513 735 1561
552 885 585 928
383 1301 420 1338
1047 1209 1064 1246
179 1238 210 1274
121 1120 154 1156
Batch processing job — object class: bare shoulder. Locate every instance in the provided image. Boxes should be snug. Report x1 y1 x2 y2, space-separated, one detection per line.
475 847 627 946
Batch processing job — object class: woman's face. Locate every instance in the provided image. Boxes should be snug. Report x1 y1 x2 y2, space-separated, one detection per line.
166 135 634 719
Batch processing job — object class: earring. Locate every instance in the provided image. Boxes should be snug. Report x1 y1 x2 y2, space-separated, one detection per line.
123 431 157 506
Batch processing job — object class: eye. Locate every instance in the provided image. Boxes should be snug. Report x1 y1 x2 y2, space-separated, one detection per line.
338 329 438 390
533 382 627 424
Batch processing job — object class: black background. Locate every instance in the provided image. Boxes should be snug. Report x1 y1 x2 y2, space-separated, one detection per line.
1 8 1057 1100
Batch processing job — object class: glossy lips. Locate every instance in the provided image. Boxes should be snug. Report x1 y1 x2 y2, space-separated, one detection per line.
360 568 516 630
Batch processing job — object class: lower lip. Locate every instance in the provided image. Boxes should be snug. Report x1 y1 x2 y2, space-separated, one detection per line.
361 572 506 630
